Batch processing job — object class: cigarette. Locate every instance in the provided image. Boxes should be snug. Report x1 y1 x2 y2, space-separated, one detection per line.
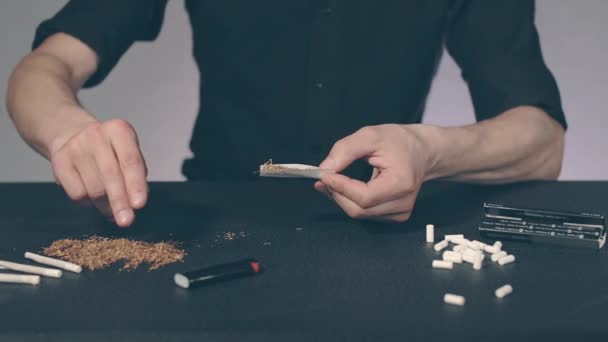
258 163 331 179
25 252 82 273
0 273 40 285
0 260 62 278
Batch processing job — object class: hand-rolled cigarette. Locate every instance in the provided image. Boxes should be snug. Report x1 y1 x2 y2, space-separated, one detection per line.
0 260 62 278
258 162 333 179
25 252 82 273
0 273 40 285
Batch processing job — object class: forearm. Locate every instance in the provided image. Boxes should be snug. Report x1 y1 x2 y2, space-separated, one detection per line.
421 106 565 183
6 51 96 159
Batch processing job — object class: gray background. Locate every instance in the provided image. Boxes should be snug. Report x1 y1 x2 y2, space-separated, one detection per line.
1 0 606 181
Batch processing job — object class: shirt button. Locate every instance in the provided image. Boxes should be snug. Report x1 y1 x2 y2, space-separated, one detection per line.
314 82 325 89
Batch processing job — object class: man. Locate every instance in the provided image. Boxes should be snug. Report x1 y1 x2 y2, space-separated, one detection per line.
6 0 566 227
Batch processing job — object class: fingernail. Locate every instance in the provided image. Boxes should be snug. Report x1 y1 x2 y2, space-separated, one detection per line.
132 192 146 207
117 209 133 226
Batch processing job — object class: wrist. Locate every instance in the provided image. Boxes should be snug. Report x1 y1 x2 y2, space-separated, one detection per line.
45 105 97 158
404 124 477 181
399 124 445 181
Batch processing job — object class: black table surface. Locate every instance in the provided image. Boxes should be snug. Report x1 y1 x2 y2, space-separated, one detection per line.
1 180 607 341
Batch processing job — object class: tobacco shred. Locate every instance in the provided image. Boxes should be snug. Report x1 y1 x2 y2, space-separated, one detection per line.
261 159 287 171
42 237 186 271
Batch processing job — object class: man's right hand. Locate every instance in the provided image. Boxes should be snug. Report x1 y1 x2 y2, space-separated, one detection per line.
50 118 148 227
7 32 148 228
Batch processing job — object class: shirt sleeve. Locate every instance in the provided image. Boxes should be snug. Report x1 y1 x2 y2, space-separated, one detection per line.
445 0 567 129
32 0 168 88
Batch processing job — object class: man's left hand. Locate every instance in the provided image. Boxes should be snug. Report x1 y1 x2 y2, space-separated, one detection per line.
315 124 437 222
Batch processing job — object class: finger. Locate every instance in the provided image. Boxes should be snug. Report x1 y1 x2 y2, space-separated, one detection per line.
328 189 409 219
93 196 114 221
92 140 135 227
319 127 379 172
105 121 148 209
73 154 113 219
52 157 87 202
321 172 404 209
314 181 332 200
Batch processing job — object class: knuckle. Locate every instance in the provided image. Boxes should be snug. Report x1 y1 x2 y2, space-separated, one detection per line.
400 176 417 194
99 162 122 179
67 188 87 201
104 119 134 135
358 194 374 209
80 124 104 144
358 126 380 142
331 139 346 153
66 138 85 155
347 207 366 219
401 199 415 213
403 204 414 213
88 190 106 201
82 121 103 136
121 152 143 169
392 213 411 223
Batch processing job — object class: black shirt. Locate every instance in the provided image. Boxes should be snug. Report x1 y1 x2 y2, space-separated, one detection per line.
33 0 566 181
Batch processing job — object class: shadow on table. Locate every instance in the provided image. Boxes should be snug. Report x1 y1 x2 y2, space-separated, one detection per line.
344 181 528 235
88 187 220 246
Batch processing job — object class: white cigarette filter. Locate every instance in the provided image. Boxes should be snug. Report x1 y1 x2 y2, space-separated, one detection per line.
462 248 482 261
470 240 485 250
491 251 508 262
498 255 516 266
0 273 40 285
462 253 479 264
444 293 466 306
442 251 463 263
25 252 82 273
433 240 448 252
444 234 464 242
0 260 62 278
473 259 482 270
453 245 466 254
451 237 470 246
484 244 500 254
495 284 513 298
493 241 503 250
426 224 435 243
432 260 453 270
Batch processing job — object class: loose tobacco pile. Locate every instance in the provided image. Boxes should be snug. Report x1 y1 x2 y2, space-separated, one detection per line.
42 237 185 271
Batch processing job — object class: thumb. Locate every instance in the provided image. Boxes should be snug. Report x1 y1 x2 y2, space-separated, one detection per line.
319 127 378 172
